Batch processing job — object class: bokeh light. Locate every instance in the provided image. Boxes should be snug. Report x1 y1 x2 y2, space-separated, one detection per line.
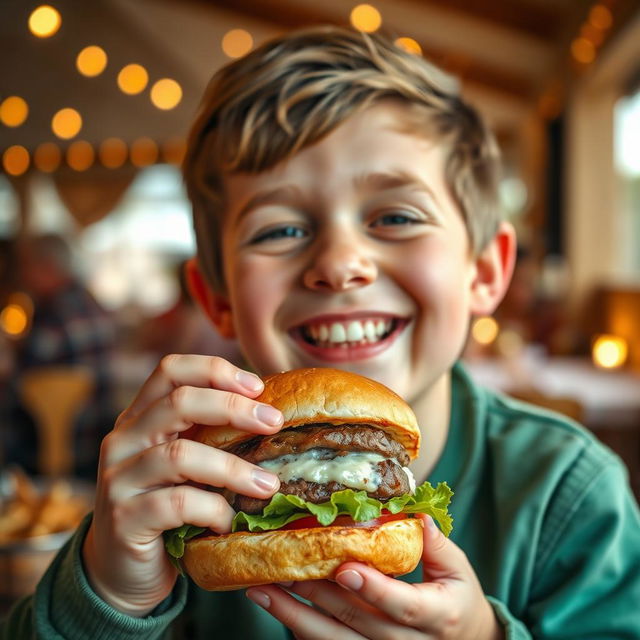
2 146 30 176
67 140 95 171
34 142 62 172
117 64 149 95
395 37 422 55
350 4 382 33
592 335 628 369
76 45 108 77
471 316 500 345
28 5 61 38
51 107 82 139
221 29 253 58
0 96 29 127
150 78 182 110
571 37 596 64
99 138 128 169
589 5 613 30
130 137 158 167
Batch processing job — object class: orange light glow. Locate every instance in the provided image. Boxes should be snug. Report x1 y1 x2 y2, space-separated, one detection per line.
0 303 29 337
34 142 62 172
589 5 613 30
221 29 253 58
2 146 30 176
76 45 108 77
162 137 186 165
571 37 596 64
150 78 182 110
592 335 628 369
28 5 61 38
67 140 95 171
472 316 499 345
117 64 149 95
395 37 422 55
51 107 82 139
350 4 382 33
99 138 128 168
130 137 158 167
0 96 29 127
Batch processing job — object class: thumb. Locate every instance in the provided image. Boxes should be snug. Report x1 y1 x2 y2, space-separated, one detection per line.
418 514 468 582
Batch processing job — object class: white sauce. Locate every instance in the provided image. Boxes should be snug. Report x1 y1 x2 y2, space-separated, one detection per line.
259 449 416 494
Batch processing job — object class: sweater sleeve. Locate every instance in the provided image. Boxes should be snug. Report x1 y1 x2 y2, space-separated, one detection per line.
526 448 640 638
0 514 189 640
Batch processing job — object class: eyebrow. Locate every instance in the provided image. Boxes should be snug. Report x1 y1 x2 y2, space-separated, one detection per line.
235 185 303 221
354 170 441 205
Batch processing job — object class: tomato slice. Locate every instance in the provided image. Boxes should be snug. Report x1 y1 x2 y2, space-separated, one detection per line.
281 511 408 531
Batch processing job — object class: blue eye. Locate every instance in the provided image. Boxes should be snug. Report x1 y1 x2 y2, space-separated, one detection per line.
251 225 307 244
374 213 418 226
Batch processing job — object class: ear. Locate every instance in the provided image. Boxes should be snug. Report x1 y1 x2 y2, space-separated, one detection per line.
469 221 517 317
183 257 236 339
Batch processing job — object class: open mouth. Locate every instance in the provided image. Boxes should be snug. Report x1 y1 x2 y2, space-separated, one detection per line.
294 317 403 349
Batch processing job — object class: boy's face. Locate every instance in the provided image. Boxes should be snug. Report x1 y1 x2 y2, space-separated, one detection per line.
215 102 483 406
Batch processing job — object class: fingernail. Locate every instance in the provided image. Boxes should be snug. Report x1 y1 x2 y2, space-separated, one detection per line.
254 404 283 427
336 570 363 591
246 589 271 609
252 468 279 492
236 370 263 392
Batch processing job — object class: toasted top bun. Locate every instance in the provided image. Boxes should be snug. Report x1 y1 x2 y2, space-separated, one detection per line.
188 367 420 460
183 517 424 591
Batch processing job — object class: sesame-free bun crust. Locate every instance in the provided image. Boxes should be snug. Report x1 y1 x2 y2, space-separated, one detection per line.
183 517 424 591
188 367 420 460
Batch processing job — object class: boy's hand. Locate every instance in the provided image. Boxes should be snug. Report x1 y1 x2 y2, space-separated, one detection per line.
247 513 503 640
82 355 284 617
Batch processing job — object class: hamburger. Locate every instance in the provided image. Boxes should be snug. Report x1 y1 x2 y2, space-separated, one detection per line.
164 367 453 590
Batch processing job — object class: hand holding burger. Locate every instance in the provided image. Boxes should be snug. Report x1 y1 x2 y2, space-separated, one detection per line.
165 367 452 590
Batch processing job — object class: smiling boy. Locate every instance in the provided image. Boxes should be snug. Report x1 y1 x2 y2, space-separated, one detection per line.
3 26 639 640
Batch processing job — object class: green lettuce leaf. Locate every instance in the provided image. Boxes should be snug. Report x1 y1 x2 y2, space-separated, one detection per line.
163 481 454 563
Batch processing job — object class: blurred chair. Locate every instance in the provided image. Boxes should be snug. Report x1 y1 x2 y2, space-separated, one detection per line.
509 389 584 422
18 366 94 477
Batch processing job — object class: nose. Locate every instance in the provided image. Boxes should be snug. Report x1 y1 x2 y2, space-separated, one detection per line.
303 237 378 292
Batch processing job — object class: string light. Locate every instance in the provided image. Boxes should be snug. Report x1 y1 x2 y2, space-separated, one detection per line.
395 37 422 55
130 137 158 167
472 317 499 345
76 45 108 77
34 142 62 172
51 107 82 139
150 78 182 110
350 4 382 33
592 335 628 369
221 29 253 58
28 5 61 38
117 64 148 95
2 146 30 176
0 96 29 127
67 140 95 171
99 138 127 169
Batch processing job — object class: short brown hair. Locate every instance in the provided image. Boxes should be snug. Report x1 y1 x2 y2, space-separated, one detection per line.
184 25 502 293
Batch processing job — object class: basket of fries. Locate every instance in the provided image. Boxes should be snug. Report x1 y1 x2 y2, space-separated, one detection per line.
0 467 93 606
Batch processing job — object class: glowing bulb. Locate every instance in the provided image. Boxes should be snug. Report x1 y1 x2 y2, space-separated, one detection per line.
0 304 29 337
221 29 253 58
472 316 499 345
34 142 62 172
130 137 158 167
117 64 149 95
66 140 95 171
162 137 186 165
0 96 29 127
99 138 127 168
350 4 382 33
28 5 61 38
51 107 82 139
571 37 596 64
395 37 422 55
592 335 628 369
76 45 108 77
589 5 613 30
150 78 182 110
2 146 30 176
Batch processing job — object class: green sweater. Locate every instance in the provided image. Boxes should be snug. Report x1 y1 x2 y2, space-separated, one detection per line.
3 363 640 639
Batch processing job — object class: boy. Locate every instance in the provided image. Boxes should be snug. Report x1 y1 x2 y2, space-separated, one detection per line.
3 26 639 639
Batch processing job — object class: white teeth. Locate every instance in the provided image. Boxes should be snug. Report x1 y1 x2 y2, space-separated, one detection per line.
364 320 376 341
329 323 347 343
346 321 364 342
304 319 396 346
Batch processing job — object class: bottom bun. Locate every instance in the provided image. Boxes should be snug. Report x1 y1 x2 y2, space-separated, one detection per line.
183 518 424 591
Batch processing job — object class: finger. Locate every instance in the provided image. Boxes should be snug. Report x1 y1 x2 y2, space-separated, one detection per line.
106 386 283 465
125 355 265 419
419 513 470 581
110 439 280 500
111 484 235 542
333 564 449 632
246 585 366 640
289 579 424 639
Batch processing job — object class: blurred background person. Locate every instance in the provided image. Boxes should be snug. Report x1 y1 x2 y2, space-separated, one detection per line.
3 233 118 479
